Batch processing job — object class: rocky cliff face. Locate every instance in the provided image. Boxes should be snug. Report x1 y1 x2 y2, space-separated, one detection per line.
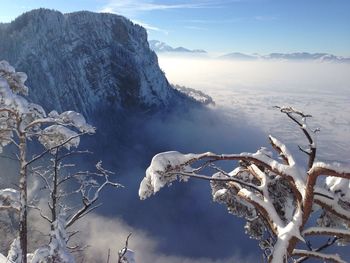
0 9 179 116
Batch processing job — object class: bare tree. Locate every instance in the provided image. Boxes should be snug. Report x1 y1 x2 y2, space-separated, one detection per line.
139 106 350 263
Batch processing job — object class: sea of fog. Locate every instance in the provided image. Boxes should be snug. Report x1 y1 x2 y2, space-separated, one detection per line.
158 55 350 163
2 55 350 263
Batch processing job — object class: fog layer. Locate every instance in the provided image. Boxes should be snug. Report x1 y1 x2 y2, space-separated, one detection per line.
158 56 350 163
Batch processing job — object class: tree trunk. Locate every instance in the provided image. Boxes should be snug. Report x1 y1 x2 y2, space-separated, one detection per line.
19 133 27 263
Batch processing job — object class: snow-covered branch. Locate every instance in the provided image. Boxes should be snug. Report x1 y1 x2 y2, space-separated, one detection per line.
139 106 350 263
275 106 317 169
303 227 350 239
314 194 350 221
292 249 346 263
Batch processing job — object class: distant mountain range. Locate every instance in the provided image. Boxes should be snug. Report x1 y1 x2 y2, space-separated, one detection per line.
150 40 349 62
220 52 350 62
149 40 207 54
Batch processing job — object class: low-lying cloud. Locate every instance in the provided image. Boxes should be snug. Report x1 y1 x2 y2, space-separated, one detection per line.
158 55 350 162
76 213 256 263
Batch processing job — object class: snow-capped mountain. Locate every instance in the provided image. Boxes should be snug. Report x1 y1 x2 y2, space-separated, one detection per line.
219 52 258 60
0 9 186 116
220 52 350 62
149 40 206 54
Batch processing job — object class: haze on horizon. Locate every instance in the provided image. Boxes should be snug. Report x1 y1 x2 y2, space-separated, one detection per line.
0 0 349 56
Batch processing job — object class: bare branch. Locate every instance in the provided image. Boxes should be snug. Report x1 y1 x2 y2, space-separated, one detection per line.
298 145 310 156
30 205 52 223
65 162 122 228
25 132 88 167
57 150 92 162
107 248 111 263
118 233 132 263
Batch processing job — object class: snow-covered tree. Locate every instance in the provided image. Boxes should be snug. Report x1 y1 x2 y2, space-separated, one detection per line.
0 60 94 263
139 106 350 263
29 148 121 262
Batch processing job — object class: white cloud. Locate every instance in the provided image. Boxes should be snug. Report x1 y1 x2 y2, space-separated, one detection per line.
99 0 230 17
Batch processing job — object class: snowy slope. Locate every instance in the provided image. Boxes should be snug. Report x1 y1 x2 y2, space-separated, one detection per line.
0 9 182 116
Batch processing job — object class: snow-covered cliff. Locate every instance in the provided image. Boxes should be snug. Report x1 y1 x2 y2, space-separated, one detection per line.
0 9 180 115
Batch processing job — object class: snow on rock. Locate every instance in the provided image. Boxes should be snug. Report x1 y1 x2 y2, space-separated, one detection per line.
139 151 202 199
172 84 215 105
0 9 182 116
0 188 20 211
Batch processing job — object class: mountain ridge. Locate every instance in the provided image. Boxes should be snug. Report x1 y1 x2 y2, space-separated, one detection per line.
0 9 189 117
150 40 349 62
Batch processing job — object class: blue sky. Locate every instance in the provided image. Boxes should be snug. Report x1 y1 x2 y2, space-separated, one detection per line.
0 0 349 55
